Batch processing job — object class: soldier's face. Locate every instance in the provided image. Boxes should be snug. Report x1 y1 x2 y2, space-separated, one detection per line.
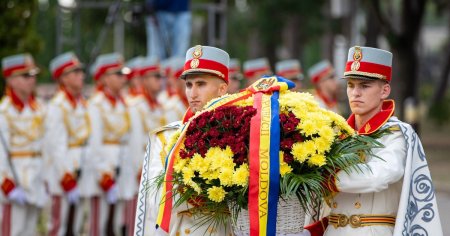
103 71 126 94
7 72 37 96
347 78 390 117
185 74 228 113
142 73 162 94
61 68 85 93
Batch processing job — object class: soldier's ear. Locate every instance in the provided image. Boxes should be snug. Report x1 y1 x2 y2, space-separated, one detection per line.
380 82 391 99
218 81 228 96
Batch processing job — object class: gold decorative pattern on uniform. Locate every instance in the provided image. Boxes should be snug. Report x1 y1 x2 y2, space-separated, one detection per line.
354 201 361 209
364 123 371 133
6 113 45 147
61 105 90 147
190 45 203 69
99 105 130 143
351 46 362 71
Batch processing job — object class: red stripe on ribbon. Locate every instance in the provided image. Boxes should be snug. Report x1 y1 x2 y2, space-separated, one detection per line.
244 67 269 79
345 61 392 81
248 93 263 235
3 64 27 78
183 58 229 82
94 63 121 81
53 61 77 79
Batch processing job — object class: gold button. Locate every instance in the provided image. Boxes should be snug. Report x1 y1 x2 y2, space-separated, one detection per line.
333 202 338 208
185 228 191 234
354 202 361 209
176 232 180 236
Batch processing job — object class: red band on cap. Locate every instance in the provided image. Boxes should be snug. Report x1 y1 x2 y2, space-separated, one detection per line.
345 61 392 81
311 67 333 84
140 65 160 76
94 63 121 81
229 67 240 74
278 68 302 78
183 58 228 82
244 67 269 79
3 64 27 78
53 60 77 79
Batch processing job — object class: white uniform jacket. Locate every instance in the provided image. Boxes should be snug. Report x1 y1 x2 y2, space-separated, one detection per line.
325 117 442 236
43 90 90 195
83 91 130 198
127 94 167 199
0 95 47 207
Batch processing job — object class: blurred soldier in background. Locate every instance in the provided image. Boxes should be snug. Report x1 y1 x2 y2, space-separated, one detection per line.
276 59 304 92
308 60 340 113
45 52 89 236
127 56 167 235
126 56 145 99
0 53 47 236
243 57 271 86
160 57 189 123
86 53 130 235
228 58 243 93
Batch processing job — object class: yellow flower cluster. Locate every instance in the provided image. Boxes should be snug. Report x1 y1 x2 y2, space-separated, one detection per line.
207 186 227 203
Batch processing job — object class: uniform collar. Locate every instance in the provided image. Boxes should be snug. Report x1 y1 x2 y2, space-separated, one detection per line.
143 89 159 109
6 87 37 112
61 86 84 109
316 89 337 109
102 89 124 107
182 107 195 124
347 99 395 135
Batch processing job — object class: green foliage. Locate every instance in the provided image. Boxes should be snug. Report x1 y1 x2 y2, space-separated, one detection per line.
0 0 43 92
429 98 450 126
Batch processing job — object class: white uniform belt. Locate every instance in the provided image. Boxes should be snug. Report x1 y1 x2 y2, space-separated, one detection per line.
329 213 396 228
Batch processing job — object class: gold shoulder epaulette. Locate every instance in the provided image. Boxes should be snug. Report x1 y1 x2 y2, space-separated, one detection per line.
0 97 11 112
388 125 401 132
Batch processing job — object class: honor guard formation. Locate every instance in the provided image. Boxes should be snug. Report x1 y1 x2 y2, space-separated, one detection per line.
0 43 443 236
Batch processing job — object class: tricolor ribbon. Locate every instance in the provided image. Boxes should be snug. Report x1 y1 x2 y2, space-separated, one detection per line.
155 76 294 234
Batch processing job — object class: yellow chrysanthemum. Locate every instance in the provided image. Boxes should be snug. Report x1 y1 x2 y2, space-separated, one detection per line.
235 96 254 107
308 154 327 167
185 179 202 194
300 119 317 136
165 130 181 154
219 167 234 186
182 167 195 183
173 156 188 173
207 186 227 203
188 153 206 172
279 151 293 176
314 137 332 154
291 141 314 163
319 126 336 142
232 164 249 187
206 147 235 171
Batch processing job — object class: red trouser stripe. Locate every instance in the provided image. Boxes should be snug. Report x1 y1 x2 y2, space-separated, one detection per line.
2 204 11 236
90 197 100 236
49 196 61 236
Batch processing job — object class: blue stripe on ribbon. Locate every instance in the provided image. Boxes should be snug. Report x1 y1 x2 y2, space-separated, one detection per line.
267 91 280 235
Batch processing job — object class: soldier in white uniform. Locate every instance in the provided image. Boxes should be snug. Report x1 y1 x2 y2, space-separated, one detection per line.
307 60 340 113
227 58 243 93
275 59 304 92
243 57 272 87
44 52 89 236
126 56 145 100
0 53 47 236
161 57 189 123
86 53 131 236
305 46 442 236
134 45 231 236
126 56 167 235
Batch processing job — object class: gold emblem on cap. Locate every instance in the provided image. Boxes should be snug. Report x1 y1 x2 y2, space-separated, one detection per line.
192 45 203 59
351 46 362 71
190 45 203 69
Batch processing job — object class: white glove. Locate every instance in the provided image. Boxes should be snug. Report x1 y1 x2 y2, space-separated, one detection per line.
8 187 27 205
106 184 118 204
67 186 80 204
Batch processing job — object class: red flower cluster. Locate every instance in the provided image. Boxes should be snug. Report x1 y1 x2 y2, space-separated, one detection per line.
182 106 257 165
279 113 303 164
